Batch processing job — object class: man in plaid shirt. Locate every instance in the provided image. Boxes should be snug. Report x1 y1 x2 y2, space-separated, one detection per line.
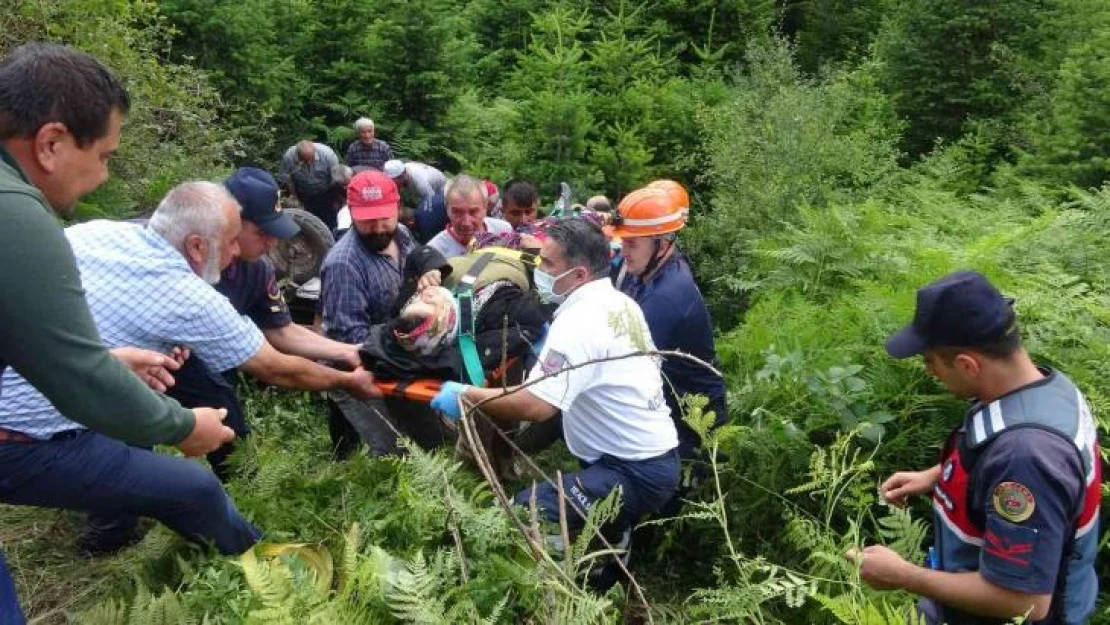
346 117 394 172
0 181 382 556
320 170 446 457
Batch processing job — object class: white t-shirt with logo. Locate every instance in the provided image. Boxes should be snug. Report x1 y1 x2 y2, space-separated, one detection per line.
426 217 513 258
526 278 678 463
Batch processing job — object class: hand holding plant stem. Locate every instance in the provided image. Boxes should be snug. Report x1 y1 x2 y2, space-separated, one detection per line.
880 465 941 508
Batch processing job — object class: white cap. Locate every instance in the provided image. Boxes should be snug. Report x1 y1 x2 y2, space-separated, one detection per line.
383 159 405 179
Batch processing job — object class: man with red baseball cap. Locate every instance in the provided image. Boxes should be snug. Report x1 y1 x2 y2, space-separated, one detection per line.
319 171 447 457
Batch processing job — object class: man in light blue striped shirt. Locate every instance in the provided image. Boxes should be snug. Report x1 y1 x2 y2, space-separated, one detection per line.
0 181 381 556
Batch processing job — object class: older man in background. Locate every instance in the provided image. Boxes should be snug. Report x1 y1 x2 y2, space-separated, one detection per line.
278 139 343 231
383 158 447 206
346 117 393 172
426 174 513 258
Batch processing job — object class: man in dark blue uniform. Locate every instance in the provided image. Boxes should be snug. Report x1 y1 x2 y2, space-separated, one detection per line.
167 167 363 477
848 271 1101 625
612 185 727 459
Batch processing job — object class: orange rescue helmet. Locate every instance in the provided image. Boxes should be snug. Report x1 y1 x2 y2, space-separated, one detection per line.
646 179 689 218
611 187 686 238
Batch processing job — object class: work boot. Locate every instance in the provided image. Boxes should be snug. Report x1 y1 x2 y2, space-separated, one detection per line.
586 527 632 593
76 523 146 558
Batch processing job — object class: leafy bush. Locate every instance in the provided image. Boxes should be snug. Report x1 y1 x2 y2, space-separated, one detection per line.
2 0 237 218
1008 6 1110 190
685 41 900 326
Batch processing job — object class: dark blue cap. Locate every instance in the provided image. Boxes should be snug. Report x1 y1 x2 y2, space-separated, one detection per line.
885 270 1016 358
224 167 300 239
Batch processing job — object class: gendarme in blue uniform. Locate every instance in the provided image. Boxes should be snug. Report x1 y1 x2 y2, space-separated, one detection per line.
929 368 1100 625
216 258 292 330
617 252 727 455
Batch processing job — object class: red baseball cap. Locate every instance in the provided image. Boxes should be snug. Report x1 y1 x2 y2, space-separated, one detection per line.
348 170 400 220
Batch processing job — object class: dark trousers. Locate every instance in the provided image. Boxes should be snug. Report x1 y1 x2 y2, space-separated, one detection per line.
164 355 248 481
0 550 23 625
299 186 343 233
329 390 447 457
515 450 680 532
83 356 250 551
0 431 260 555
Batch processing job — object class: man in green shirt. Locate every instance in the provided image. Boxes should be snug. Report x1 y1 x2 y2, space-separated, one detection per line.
0 43 254 619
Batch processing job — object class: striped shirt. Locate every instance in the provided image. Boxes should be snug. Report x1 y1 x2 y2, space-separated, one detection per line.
0 220 263 439
345 139 394 171
320 225 416 344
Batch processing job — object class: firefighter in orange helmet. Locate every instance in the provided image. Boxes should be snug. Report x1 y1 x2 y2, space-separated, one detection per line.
612 183 726 459
645 179 690 221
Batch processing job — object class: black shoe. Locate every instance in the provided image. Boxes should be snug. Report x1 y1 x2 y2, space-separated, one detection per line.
75 525 146 558
586 528 632 593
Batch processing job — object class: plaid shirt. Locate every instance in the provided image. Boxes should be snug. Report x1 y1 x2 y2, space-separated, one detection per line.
345 139 394 171
320 225 416 345
0 221 263 439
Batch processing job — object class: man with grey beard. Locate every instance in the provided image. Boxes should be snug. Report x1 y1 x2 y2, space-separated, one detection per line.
0 180 381 555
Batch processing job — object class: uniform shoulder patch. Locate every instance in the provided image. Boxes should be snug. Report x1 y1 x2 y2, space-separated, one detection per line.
266 277 282 301
992 481 1035 523
541 349 567 375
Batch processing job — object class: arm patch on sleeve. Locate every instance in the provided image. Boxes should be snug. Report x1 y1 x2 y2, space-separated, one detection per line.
541 349 567 375
993 481 1036 523
982 516 1038 581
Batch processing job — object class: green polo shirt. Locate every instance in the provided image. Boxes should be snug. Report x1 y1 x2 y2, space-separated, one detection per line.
0 144 194 444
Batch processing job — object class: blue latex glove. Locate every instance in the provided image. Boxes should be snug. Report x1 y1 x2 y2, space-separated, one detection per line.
431 381 469 422
532 322 551 356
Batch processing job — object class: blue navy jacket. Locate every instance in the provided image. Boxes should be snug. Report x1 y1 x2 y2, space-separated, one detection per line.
930 369 1100 625
616 252 727 425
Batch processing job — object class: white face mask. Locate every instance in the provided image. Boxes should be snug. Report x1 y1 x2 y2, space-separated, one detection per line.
534 266 576 305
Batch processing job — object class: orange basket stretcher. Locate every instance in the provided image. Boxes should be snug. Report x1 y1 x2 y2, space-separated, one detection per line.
370 356 523 404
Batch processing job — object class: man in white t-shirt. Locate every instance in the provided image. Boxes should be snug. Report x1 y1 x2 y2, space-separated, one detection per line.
425 174 512 258
431 217 679 532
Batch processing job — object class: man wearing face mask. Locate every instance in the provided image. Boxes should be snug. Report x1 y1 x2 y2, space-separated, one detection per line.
612 183 726 460
430 218 680 541
320 170 448 456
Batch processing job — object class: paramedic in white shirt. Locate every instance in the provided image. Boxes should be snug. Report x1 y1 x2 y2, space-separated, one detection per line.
431 217 679 532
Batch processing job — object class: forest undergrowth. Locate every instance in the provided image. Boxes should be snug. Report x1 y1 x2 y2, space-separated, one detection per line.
4 153 1107 624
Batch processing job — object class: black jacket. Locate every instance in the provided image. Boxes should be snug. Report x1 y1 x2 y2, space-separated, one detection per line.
360 246 548 383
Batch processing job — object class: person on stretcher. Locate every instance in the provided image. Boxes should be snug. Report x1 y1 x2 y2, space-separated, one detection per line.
357 241 549 388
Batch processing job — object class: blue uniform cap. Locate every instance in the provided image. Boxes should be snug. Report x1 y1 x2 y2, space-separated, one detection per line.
886 270 1016 358
225 167 300 239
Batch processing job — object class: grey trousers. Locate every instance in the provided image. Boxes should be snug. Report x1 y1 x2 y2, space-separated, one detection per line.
329 390 448 456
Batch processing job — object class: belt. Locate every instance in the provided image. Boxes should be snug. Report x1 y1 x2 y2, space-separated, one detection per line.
0 427 81 444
